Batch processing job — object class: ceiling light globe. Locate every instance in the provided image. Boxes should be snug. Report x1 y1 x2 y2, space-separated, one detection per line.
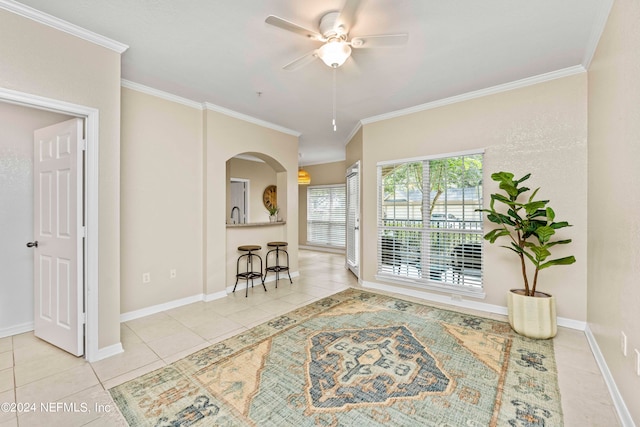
318 40 352 68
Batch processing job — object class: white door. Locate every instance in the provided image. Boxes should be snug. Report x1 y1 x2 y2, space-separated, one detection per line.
31 118 84 356
346 162 360 277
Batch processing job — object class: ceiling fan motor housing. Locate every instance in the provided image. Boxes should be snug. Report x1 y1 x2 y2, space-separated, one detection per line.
319 11 345 39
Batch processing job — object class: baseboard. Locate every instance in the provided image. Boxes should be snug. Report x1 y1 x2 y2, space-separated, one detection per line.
363 279 507 315
361 280 585 331
203 291 227 302
120 273 301 322
91 342 124 362
0 321 34 339
120 294 205 322
299 245 345 254
584 325 635 427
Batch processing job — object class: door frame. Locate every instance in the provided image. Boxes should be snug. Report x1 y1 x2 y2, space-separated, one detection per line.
346 161 360 278
230 177 250 224
0 87 99 361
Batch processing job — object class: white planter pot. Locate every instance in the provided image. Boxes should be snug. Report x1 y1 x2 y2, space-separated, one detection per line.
507 289 557 339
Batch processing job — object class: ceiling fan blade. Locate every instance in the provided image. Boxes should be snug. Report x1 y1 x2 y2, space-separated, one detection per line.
283 50 318 71
351 34 409 48
265 15 323 41
335 0 361 33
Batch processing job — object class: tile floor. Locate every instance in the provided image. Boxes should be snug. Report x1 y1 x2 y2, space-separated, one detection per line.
0 250 621 426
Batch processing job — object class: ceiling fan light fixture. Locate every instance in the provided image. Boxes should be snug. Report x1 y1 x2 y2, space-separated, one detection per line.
317 39 351 68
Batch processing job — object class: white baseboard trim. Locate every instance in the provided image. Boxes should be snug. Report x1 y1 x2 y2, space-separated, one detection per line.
363 280 507 315
584 325 635 427
299 245 345 254
120 294 205 323
203 291 227 302
0 321 34 339
361 280 585 331
120 273 302 322
91 343 124 363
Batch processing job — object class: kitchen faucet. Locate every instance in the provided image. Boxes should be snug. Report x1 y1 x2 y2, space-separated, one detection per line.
231 206 240 224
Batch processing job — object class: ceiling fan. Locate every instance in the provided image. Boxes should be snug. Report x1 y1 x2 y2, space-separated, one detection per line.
265 0 409 71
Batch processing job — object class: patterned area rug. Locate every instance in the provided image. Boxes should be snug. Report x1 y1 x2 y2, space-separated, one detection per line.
110 289 563 426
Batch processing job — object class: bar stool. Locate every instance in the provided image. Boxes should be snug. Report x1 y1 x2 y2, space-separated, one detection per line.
264 241 292 288
234 245 266 297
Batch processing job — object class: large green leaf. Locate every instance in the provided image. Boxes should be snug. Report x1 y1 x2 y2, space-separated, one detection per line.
491 193 512 205
516 173 531 184
529 245 551 261
499 181 518 198
535 226 556 244
488 213 516 226
491 171 514 182
546 239 572 247
550 221 572 230
516 186 531 196
524 200 549 215
484 229 511 243
539 256 576 270
546 207 555 222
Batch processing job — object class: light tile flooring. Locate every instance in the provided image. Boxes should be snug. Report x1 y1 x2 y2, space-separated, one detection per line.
0 250 621 426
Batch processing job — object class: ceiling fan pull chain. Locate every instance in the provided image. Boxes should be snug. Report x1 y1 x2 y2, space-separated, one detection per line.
332 66 337 132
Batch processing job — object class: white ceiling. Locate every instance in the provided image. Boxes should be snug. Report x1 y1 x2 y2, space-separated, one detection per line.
14 0 606 165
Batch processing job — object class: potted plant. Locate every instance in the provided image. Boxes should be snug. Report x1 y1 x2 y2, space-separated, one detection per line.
478 172 576 339
267 205 279 222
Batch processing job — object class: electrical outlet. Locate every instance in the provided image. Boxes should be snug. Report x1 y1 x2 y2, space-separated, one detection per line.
635 349 640 376
170 269 177 279
621 331 627 356
142 272 151 284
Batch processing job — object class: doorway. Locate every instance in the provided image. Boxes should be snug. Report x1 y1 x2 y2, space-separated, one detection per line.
230 178 249 224
0 87 100 361
346 161 360 277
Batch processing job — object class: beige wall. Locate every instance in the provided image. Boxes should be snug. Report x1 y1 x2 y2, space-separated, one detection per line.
0 10 122 350
298 161 346 246
362 74 588 321
205 109 299 294
228 158 277 223
120 92 299 305
120 88 203 313
588 0 640 423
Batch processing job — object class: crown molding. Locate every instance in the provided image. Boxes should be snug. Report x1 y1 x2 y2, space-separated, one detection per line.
0 0 128 53
345 121 362 146
120 79 301 137
581 0 614 69
203 102 301 137
121 79 204 110
362 65 586 125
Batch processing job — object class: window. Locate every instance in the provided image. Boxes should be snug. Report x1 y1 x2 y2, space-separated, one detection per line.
377 152 483 293
307 185 346 248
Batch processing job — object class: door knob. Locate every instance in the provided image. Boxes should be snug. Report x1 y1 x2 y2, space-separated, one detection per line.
26 241 38 248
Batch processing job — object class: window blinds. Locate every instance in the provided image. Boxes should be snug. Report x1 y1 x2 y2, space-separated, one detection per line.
307 185 346 248
377 153 484 291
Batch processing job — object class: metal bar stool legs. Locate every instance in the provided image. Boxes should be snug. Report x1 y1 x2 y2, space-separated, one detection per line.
234 245 266 297
264 241 292 288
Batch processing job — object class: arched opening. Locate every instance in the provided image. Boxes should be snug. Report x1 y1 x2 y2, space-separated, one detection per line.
223 152 291 293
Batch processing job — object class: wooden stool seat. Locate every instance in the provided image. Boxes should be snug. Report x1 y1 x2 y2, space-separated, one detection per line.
238 244 261 251
267 241 287 247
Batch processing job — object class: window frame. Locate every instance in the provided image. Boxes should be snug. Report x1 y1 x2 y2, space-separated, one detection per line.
376 149 485 298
